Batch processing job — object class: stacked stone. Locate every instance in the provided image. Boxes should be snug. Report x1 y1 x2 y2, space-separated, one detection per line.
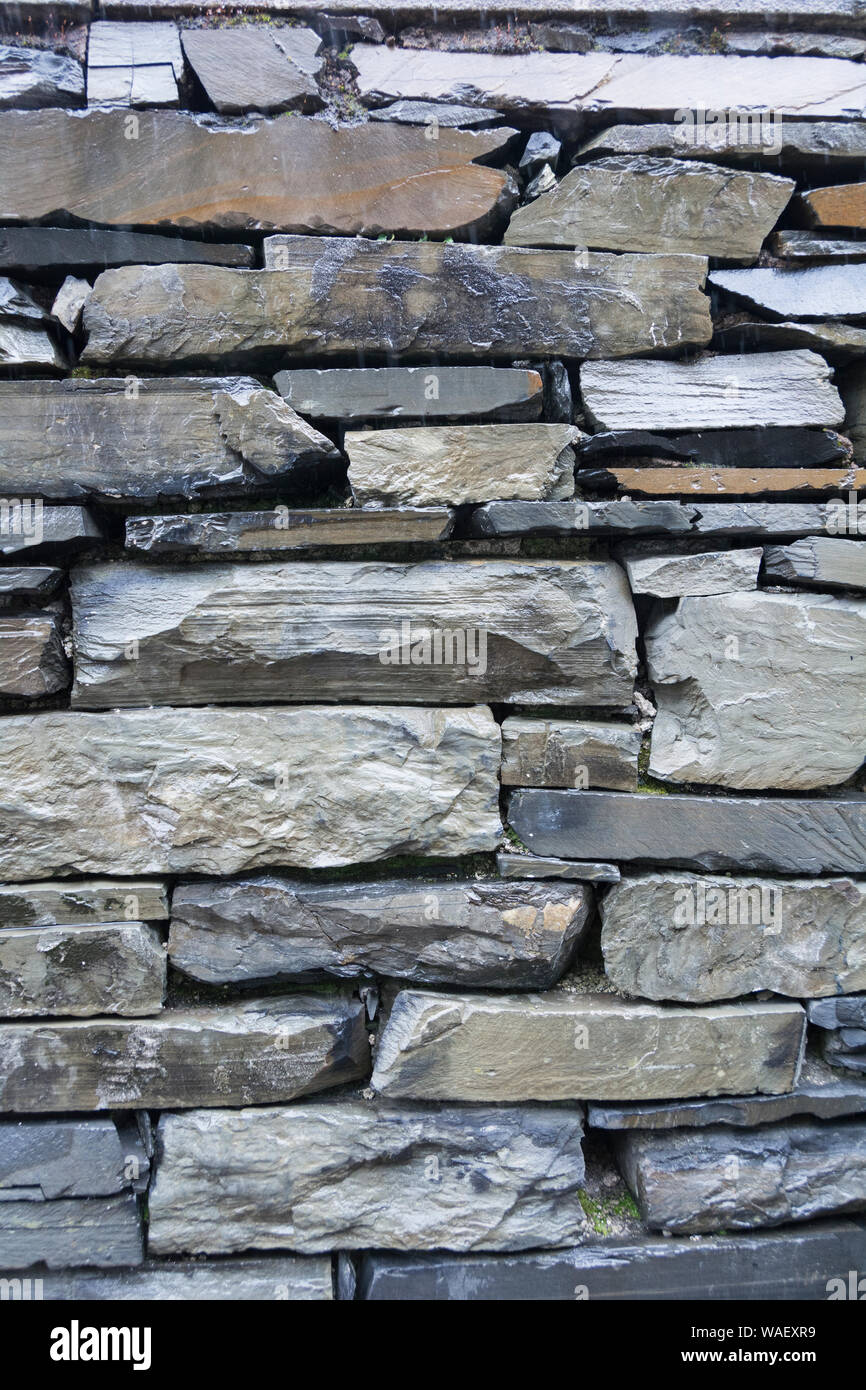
0 0 865 1303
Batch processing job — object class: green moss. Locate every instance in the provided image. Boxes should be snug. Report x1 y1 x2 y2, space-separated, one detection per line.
637 736 671 794
578 1187 641 1235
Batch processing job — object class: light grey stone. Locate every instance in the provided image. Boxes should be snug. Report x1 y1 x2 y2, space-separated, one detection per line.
711 264 866 321
0 1116 149 1199
500 717 640 790
0 569 61 601
0 322 65 369
0 879 168 928
0 506 102 557
0 1194 143 1270
625 548 762 597
87 21 182 106
525 165 557 200
0 614 68 697
727 30 866 59
51 277 90 333
772 230 866 262
274 366 544 422
575 119 866 178
125 508 455 553
809 996 866 1029
0 922 166 1018
24 1255 334 1300
0 277 46 322
0 43 84 108
496 853 620 883
473 499 863 539
180 27 321 113
763 536 866 589
713 318 866 361
520 130 561 176
368 99 504 126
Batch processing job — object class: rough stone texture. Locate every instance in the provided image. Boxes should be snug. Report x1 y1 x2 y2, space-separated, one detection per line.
713 318 866 361
580 352 844 432
772 230 866 262
601 873 866 1003
275 366 543 423
763 536 866 589
471 498 860 539
0 568 61 601
0 614 67 698
346 424 580 507
694 502 859 536
0 922 166 1018
575 120 866 178
23 1256 334 1300
0 1194 143 1270
645 590 866 790
574 464 865 498
624 549 761 597
557 427 849 469
369 100 504 126
148 1099 588 1256
83 239 712 366
0 321 65 369
500 717 640 790
87 21 182 107
0 110 515 237
0 43 84 109
821 1032 866 1074
0 506 102 557
809 996 866 1030
126 508 455 553
505 157 792 262
0 225 254 274
0 995 367 1112
496 853 620 882
711 264 866 320
508 789 866 874
51 276 89 333
169 876 592 988
70 560 637 708
0 706 502 878
619 1121 866 1234
0 879 168 929
801 183 866 231
0 378 338 503
0 276 46 323
180 27 321 113
371 990 804 1102
0 1116 148 1199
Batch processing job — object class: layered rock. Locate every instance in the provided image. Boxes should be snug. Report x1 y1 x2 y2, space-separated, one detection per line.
86 20 182 106
500 717 640 790
0 506 102 557
624 549 762 597
0 614 68 698
180 27 322 113
575 120 866 177
274 366 544 423
0 879 168 928
125 509 456 554
496 853 620 882
763 536 866 589
809 996 866 1030
711 264 866 319
24 1256 334 1301
0 568 61 601
0 922 166 1018
585 464 865 497
0 1116 149 1199
800 182 866 230
0 226 253 273
0 43 84 108
0 1194 143 1270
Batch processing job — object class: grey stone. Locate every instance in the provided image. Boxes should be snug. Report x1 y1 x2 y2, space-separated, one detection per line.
0 569 61 601
809 996 866 1029
70 560 637 708
646 590 866 790
0 277 46 323
0 879 168 929
529 22 593 52
711 264 866 321
713 318 866 361
0 1116 149 1199
472 499 698 537
525 165 557 200
500 717 640 791
840 360 866 461
764 536 866 589
619 1120 866 1234
148 1098 588 1256
693 502 854 536
0 226 254 274
269 24 325 75
822 1033 866 1074
169 876 592 988
0 995 367 1112
181 27 321 113
0 614 68 698
496 853 620 883
772 230 866 262
580 427 851 469
87 21 182 106
601 873 866 1003
575 120 866 179
275 366 544 422
368 100 504 126
0 705 501 878
0 43 83 109
21 1255 334 1300
727 30 866 59
0 506 102 558
520 130 561 176
625 548 761 597
83 239 712 366
508 789 866 873
126 508 455 553
0 1194 143 1270
506 157 792 262
0 322 65 369
50 276 90 333
371 989 804 1102
0 922 166 1018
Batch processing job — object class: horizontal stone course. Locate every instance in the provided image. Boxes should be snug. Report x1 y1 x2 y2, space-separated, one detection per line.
125 508 456 553
15 1256 335 1300
0 922 166 1017
275 366 544 422
0 1116 149 1199
0 879 168 928
500 716 640 790
0 1194 143 1271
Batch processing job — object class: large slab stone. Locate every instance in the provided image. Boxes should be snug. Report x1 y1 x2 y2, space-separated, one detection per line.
0 922 166 1018
371 990 804 1101
169 876 591 988
472 498 698 537
645 590 866 790
508 789 866 873
0 378 338 503
0 879 167 928
0 1116 149 1200
0 43 84 109
82 239 712 366
500 717 640 790
148 1099 588 1256
575 120 866 178
505 157 792 262
0 706 501 878
763 536 866 589
601 873 866 1003
180 27 321 113
125 508 455 553
70 560 637 708
619 1121 866 1234
274 366 544 422
0 226 254 273
625 549 761 597
0 109 515 237
711 264 866 320
496 853 620 883
22 1256 334 1300
87 21 182 107
0 614 67 698
0 1194 143 1270
0 995 367 1112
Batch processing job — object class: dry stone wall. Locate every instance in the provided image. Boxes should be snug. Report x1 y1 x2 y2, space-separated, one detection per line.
0 0 865 1304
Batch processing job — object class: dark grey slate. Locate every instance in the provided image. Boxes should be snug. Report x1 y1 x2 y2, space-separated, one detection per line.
470 499 851 539
274 365 544 422
496 853 620 882
0 568 61 600
809 996 866 1029
0 226 254 275
125 509 455 554
0 1116 149 1199
6 1255 334 1300
0 507 102 557
0 1193 143 1270
578 427 850 469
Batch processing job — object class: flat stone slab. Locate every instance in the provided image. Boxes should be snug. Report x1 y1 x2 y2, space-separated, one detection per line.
274 366 544 422
619 1120 866 1234
0 1194 143 1270
646 590 866 790
0 568 62 601
22 1255 334 1300
505 156 792 262
0 321 65 369
0 43 84 109
801 182 866 231
822 1032 866 1073
0 922 166 1018
496 853 620 882
711 264 866 320
764 536 866 589
601 873 866 1003
0 614 67 698
169 876 591 989
371 990 804 1102
713 318 866 360
564 464 866 497
125 508 455 553
0 995 367 1112
148 1099 588 1256
82 239 712 366
624 548 761 597
772 230 866 262
575 120 866 178
473 497 859 540
0 879 168 928
87 21 182 107
809 996 866 1029
0 1116 149 1200
369 99 504 126
51 276 89 333
70 560 637 708
508 789 866 873
0 378 338 503
500 717 640 790
180 27 321 113
596 428 853 470
0 506 102 557
0 226 254 273
0 706 501 878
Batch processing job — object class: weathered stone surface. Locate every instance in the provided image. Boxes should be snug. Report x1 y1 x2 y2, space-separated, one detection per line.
822 1032 866 1074
711 264 866 320
505 157 792 262
520 130 561 176
801 183 866 232
0 1194 143 1270
369 99 504 126
0 321 65 369
0 1116 149 1199
508 789 866 873
809 996 866 1029
472 498 866 539
576 120 866 178
0 706 501 878
87 21 182 106
772 230 866 262
0 225 254 273
71 560 637 708
0 43 83 108
0 614 67 698
149 1098 588 1255
0 277 46 322
0 506 102 557
582 426 851 468
619 1121 866 1234
0 922 166 1018
500 717 639 791
496 853 620 882
0 110 515 237
181 27 321 113
580 352 844 432
25 1255 335 1300
625 548 761 597
764 536 866 589
693 501 859 536
646 590 866 790
602 873 866 1003
0 995 367 1112
83 239 712 366
714 318 866 361
126 508 455 553
0 378 338 504
574 464 866 497
347 424 579 507
0 568 61 601
275 366 543 422
51 276 89 333
169 876 591 988
0 879 168 929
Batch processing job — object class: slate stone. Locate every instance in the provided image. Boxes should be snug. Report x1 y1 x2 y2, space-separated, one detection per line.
51 276 89 333
713 318 866 361
821 1032 866 1074
727 30 866 59
371 990 804 1102
800 183 866 231
0 706 501 878
0 322 65 369
471 499 699 537
0 1194 143 1270
0 226 254 274
148 1098 588 1256
169 876 592 988
87 21 183 107
23 1255 334 1300
580 426 851 469
0 277 47 322
508 789 866 873
264 24 325 75
368 100 504 127
0 995 367 1112
575 120 866 179
70 559 637 708
0 879 168 929
0 614 68 698
125 508 455 553
692 502 858 536
625 548 761 597
840 360 866 461
82 239 712 366
0 1116 149 1198
601 873 866 1003
619 1120 866 1234
500 717 640 790
274 366 544 422
0 568 61 601
711 264 866 320
0 378 338 503
584 466 866 501
0 43 84 109
772 230 866 262
525 165 557 200
0 506 102 558
0 922 166 1018
809 996 866 1029
181 27 322 113
496 853 620 883
646 590 866 790
763 536 866 589
505 157 792 262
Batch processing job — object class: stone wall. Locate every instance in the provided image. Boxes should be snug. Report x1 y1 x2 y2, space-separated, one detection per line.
1 0 865 1302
